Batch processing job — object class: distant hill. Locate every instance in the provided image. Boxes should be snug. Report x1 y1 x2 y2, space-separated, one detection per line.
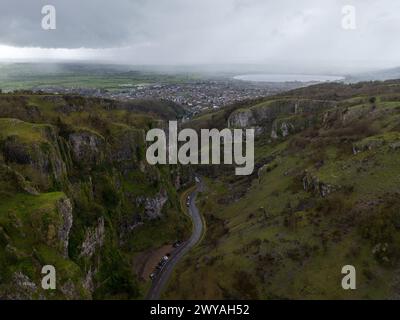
348 67 400 82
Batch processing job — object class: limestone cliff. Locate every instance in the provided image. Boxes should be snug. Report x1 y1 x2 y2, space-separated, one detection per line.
0 94 191 300
228 99 336 137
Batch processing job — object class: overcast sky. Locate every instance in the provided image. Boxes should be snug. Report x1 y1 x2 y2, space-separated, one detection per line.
0 0 399 72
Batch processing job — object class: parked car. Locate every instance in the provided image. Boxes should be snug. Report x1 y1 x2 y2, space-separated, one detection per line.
186 196 190 207
173 241 181 248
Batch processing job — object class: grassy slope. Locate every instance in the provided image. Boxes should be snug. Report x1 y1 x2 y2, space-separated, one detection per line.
0 191 90 299
165 83 400 299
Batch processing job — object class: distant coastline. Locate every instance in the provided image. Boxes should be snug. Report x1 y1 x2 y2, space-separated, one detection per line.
233 74 345 83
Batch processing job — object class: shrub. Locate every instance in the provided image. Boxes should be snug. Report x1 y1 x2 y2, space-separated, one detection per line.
359 196 400 264
232 270 259 299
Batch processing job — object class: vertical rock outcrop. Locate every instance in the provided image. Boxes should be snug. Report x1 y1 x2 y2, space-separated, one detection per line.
57 197 73 258
69 131 105 166
80 217 105 258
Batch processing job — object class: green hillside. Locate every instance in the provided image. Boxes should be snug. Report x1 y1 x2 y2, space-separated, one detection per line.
165 80 400 299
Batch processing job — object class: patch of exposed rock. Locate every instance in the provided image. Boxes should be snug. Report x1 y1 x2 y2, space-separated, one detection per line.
2 130 67 190
228 109 256 128
60 280 79 300
0 164 39 195
271 121 295 139
57 197 73 258
2 272 39 300
136 189 168 220
69 131 105 166
302 173 336 197
82 268 96 295
80 217 105 258
110 129 145 166
229 99 335 137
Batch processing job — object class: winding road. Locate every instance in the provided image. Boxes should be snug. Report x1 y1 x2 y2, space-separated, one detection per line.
146 179 204 300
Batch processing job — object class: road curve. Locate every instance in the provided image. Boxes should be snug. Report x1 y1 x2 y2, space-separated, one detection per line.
146 179 204 300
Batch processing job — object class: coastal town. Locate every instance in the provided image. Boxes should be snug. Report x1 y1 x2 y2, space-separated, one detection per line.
33 79 304 113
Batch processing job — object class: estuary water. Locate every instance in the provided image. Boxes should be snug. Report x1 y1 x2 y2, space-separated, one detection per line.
233 74 345 83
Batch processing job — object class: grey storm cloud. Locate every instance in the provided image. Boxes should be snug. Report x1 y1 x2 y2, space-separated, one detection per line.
0 0 145 47
1 0 400 68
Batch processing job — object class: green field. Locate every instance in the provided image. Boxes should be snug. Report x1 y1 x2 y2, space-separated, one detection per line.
0 63 202 91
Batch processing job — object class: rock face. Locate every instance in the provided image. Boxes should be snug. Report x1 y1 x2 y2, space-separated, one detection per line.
1 122 67 191
60 280 79 300
322 104 375 128
80 217 105 258
271 121 295 139
3 136 32 165
228 99 335 137
353 139 384 154
136 189 168 220
353 134 400 154
57 197 73 258
3 272 38 300
0 94 190 300
0 164 39 195
69 131 105 166
302 173 336 197
390 141 400 150
228 109 255 128
83 268 96 294
111 129 144 164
